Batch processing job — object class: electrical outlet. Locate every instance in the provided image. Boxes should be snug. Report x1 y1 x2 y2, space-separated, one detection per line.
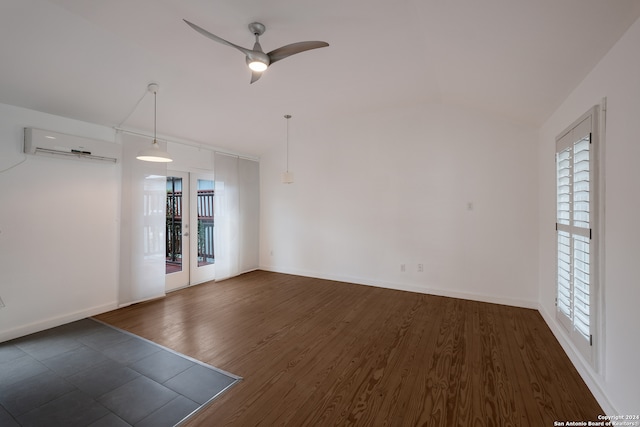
418 263 424 272
400 264 406 272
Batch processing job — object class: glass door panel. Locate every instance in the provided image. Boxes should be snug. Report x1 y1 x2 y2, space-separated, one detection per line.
166 176 183 273
197 179 214 267
165 171 190 291
190 174 215 284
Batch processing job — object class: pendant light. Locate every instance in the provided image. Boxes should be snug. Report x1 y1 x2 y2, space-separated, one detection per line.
281 114 294 184
136 83 173 163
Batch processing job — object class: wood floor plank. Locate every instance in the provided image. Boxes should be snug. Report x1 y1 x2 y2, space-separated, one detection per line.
95 270 603 426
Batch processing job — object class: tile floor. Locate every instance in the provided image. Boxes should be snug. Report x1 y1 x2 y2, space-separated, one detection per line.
0 319 240 427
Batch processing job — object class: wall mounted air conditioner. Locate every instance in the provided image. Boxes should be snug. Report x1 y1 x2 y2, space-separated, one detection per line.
24 128 121 163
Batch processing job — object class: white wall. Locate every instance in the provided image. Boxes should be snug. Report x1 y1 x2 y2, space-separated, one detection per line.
538 17 640 415
260 103 539 308
0 103 120 341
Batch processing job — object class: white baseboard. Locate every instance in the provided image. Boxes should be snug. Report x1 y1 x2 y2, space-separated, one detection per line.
537 305 616 415
0 301 118 343
259 265 538 309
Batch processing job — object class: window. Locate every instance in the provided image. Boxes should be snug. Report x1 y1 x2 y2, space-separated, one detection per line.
555 106 599 364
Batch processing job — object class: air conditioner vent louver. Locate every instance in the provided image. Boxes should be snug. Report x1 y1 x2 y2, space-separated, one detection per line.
24 128 121 163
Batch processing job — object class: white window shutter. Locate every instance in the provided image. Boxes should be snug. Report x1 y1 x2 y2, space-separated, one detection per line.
555 106 598 364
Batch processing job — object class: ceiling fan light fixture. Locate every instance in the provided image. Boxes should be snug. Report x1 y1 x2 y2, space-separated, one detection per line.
248 60 268 72
246 51 270 72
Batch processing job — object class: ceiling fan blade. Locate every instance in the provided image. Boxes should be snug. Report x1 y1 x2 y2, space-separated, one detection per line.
250 71 263 84
183 19 253 56
267 41 329 64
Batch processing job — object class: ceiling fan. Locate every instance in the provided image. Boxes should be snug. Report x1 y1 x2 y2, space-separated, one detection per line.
183 19 329 83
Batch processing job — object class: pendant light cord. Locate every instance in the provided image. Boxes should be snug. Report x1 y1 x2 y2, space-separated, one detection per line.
153 89 157 143
116 86 148 128
285 114 291 172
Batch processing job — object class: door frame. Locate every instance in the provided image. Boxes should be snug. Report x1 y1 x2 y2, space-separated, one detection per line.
166 170 216 291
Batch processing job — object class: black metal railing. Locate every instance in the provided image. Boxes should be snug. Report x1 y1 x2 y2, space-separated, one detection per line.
166 189 214 265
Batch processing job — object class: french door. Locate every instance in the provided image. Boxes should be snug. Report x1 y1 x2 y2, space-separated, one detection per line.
166 171 215 291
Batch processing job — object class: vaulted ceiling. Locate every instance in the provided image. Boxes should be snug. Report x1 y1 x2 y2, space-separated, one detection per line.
2 0 639 155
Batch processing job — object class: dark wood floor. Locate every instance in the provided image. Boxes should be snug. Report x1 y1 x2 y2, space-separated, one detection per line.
95 270 602 426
